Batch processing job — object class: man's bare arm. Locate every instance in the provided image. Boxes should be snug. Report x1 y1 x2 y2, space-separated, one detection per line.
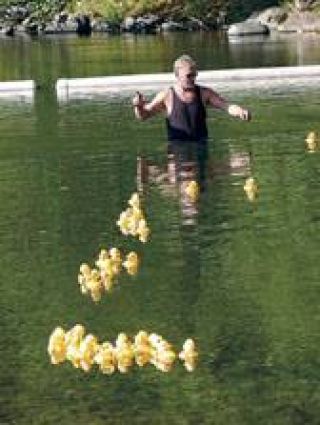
204 88 251 121
133 91 167 120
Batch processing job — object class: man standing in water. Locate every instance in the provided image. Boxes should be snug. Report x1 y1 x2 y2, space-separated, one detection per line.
132 54 251 143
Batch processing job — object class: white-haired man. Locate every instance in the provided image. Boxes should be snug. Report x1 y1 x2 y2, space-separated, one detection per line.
132 54 251 144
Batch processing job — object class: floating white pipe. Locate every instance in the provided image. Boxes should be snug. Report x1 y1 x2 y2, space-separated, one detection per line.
56 65 320 100
0 80 35 101
0 80 35 92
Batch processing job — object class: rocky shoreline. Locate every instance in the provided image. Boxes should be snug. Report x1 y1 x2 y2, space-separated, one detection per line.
228 6 320 36
1 2 320 37
0 0 217 37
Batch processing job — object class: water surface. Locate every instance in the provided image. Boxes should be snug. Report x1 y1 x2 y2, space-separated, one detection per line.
1 31 320 84
0 32 320 425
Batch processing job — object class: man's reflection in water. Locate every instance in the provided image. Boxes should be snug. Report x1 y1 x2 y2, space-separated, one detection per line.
137 143 205 333
137 143 251 334
137 142 208 226
137 142 251 225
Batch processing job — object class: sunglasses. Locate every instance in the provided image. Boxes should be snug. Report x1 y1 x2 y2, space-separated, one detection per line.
186 73 197 78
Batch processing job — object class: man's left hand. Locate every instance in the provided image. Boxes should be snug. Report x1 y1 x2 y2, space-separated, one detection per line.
228 104 251 121
239 107 251 121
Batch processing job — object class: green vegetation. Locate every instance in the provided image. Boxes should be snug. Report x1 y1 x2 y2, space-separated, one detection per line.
65 0 281 22
2 1 319 24
0 0 283 23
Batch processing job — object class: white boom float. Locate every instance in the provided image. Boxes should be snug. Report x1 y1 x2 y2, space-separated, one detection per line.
0 80 35 100
56 65 320 101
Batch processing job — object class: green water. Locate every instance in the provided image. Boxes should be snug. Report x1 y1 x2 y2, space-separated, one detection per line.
0 32 320 424
1 31 320 84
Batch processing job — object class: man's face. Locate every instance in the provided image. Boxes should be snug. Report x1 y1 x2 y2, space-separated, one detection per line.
176 64 197 90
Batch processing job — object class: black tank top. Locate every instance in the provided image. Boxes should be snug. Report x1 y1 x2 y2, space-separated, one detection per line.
166 85 208 143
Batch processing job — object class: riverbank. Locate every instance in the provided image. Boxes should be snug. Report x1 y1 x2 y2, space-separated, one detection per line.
228 6 320 36
0 0 221 36
2 1 320 37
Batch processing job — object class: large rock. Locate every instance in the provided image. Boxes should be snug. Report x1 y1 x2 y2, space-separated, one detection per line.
122 16 135 31
121 15 160 33
256 7 288 30
0 25 15 36
228 19 269 36
21 16 40 35
134 16 158 33
295 0 318 12
161 20 185 32
278 11 320 32
4 4 30 23
44 17 77 34
91 19 120 33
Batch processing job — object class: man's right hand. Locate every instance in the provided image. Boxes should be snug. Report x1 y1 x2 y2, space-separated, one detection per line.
132 91 145 108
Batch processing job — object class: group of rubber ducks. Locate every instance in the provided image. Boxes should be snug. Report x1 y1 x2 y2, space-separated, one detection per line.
242 131 319 202
78 193 148 302
48 325 198 374
49 191 199 376
78 248 139 302
117 192 151 243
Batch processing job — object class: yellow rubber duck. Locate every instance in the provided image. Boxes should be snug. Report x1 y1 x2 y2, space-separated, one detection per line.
78 264 104 300
134 331 152 367
123 251 139 276
94 342 116 375
243 177 259 202
79 334 100 372
184 180 200 202
148 334 176 372
117 211 131 235
48 327 67 365
109 247 122 273
65 324 85 368
128 192 141 209
305 131 319 152
85 269 103 302
115 333 135 373
78 263 91 294
137 218 150 243
179 338 199 372
152 344 176 372
95 248 122 291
